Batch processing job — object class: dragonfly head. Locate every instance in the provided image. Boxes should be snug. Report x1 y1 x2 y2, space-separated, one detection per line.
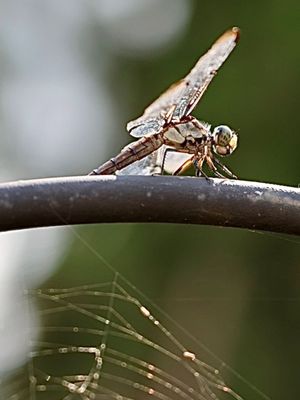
212 125 238 156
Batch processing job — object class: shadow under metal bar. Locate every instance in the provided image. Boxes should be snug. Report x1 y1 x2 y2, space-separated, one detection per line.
0 175 299 235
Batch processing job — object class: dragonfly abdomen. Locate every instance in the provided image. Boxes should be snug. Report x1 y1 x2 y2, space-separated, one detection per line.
89 134 164 175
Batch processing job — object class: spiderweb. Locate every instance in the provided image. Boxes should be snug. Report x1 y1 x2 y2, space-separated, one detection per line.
1 234 269 400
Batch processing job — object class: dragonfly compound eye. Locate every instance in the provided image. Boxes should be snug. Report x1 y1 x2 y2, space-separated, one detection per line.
212 125 238 156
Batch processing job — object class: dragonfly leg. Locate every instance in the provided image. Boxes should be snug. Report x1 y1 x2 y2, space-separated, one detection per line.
193 158 209 179
173 157 193 175
213 157 238 179
205 156 227 178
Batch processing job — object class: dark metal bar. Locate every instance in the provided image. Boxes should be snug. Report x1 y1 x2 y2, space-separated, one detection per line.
0 176 299 234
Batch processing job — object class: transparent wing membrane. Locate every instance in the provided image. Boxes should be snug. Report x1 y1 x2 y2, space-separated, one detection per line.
116 146 192 175
116 148 164 175
127 28 239 138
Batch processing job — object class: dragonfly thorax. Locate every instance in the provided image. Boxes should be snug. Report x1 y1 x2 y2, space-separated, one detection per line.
163 118 210 147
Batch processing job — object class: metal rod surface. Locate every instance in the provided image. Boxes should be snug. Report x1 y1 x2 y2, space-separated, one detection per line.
0 176 299 235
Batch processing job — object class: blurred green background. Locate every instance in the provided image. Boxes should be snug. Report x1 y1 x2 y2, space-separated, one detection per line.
1 1 299 399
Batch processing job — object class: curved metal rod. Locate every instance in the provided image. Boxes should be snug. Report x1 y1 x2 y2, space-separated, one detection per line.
0 175 299 235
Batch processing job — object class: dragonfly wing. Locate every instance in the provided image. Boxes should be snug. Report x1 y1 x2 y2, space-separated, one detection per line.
127 27 240 136
171 27 240 120
127 116 165 138
116 146 193 176
116 147 165 175
163 151 192 175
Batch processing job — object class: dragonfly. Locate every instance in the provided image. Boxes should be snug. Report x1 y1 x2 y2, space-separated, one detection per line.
89 27 240 178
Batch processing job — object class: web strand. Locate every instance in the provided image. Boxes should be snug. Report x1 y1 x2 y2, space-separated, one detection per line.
1 209 272 400
2 276 256 400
